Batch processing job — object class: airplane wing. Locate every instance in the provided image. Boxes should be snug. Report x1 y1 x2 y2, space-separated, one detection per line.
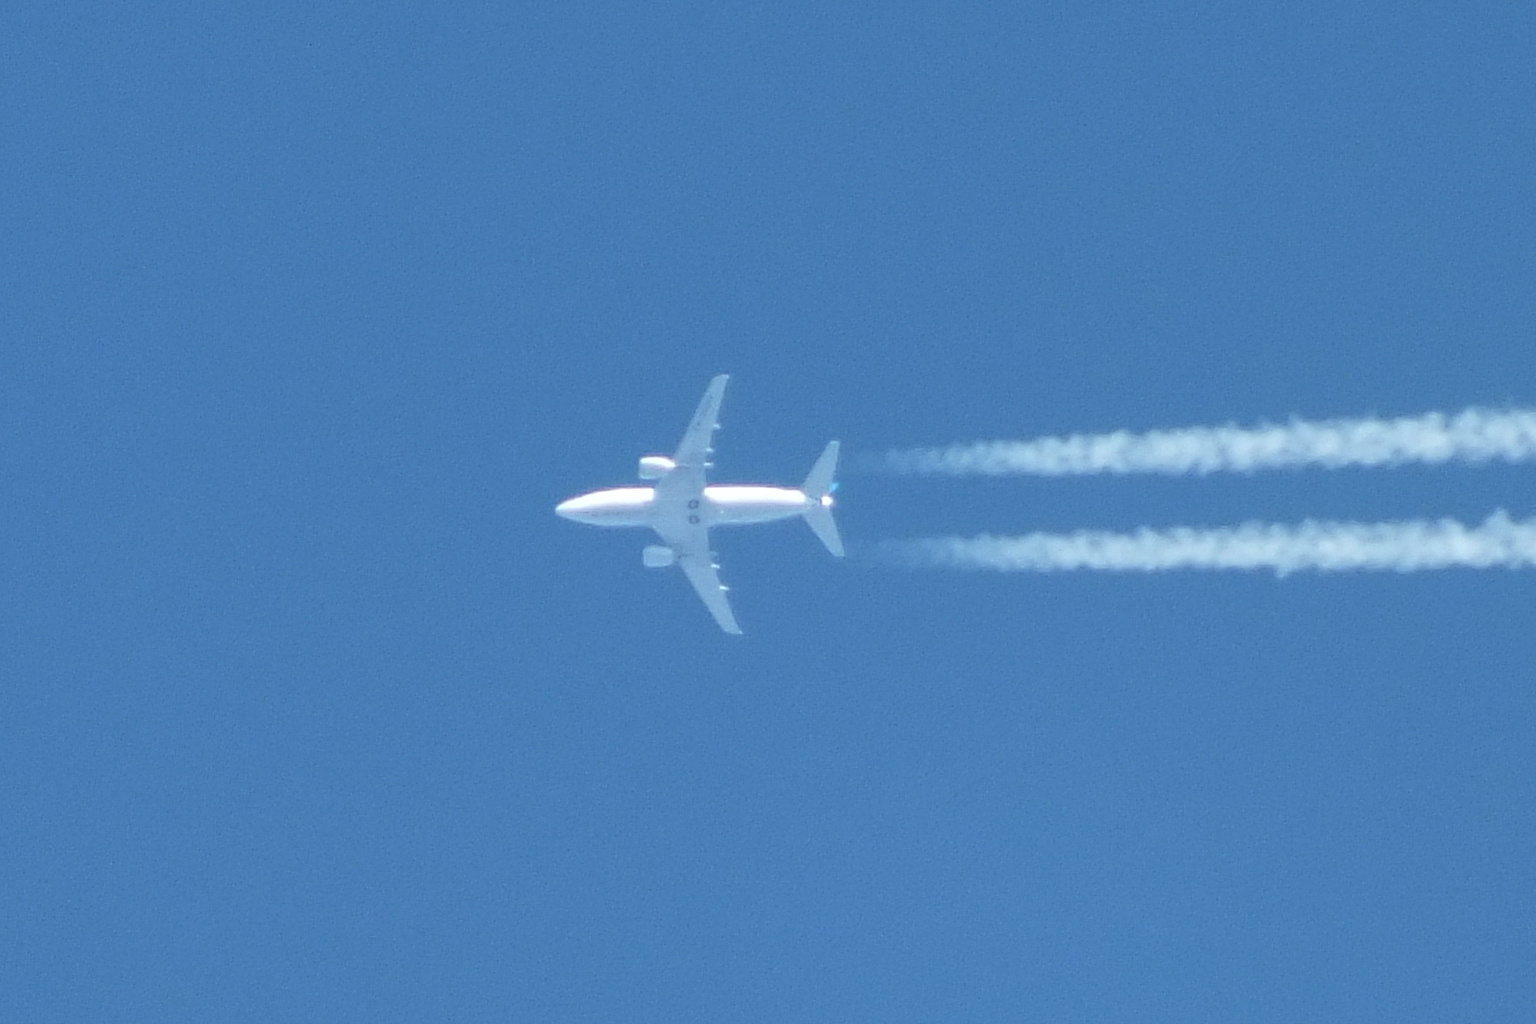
677 549 742 635
653 375 742 634
654 515 742 635
664 374 728 491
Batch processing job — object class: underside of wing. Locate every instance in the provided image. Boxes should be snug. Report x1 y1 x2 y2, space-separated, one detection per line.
677 551 742 635
671 374 728 473
654 513 742 635
650 375 741 633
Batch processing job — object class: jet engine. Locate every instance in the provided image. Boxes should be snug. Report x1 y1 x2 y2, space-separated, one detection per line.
642 544 676 568
638 455 676 480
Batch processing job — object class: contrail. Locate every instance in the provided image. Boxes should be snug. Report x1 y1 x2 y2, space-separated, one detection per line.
880 512 1536 575
882 407 1536 476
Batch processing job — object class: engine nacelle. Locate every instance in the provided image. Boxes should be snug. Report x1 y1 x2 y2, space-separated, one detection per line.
642 544 676 568
638 455 676 480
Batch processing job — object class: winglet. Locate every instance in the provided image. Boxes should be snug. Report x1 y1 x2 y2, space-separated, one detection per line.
802 441 844 557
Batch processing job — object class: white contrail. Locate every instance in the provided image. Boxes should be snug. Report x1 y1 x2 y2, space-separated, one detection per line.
882 407 1536 476
880 512 1536 576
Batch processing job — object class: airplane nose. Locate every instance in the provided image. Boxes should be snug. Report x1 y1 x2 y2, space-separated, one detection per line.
555 498 577 520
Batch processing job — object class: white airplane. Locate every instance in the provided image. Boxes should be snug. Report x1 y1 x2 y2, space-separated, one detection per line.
555 375 843 634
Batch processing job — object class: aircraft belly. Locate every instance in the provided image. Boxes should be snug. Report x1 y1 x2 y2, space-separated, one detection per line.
593 514 653 527
705 488 805 526
582 503 655 527
713 509 800 526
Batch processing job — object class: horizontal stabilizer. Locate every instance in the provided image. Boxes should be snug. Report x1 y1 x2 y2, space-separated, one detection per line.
803 440 839 499
805 501 844 557
802 441 844 557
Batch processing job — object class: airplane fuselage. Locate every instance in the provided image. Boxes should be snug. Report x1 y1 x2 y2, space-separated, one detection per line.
556 484 821 529
554 374 843 634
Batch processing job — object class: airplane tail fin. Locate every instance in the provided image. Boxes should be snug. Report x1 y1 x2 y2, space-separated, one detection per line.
801 441 844 557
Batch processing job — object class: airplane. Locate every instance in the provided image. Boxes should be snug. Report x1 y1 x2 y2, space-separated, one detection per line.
555 375 843 634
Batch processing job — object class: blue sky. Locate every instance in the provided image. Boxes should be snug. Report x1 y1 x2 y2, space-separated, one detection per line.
3 4 1534 1021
